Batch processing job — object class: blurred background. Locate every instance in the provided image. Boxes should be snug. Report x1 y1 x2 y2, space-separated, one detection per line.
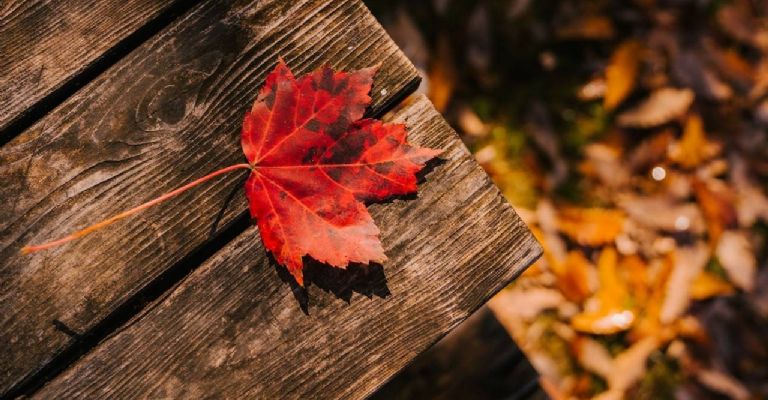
364 0 768 399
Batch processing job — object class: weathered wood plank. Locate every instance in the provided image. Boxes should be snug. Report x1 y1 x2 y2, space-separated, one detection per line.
0 0 419 394
0 0 188 136
34 95 541 399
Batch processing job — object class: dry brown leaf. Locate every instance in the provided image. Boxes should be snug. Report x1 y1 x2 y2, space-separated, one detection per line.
577 76 606 101
582 144 630 188
717 1 768 50
608 337 659 391
750 58 768 100
558 208 625 246
668 114 721 168
660 242 710 324
574 337 614 378
537 200 568 264
706 43 755 92
627 129 674 171
577 336 659 394
716 230 756 292
617 88 694 128
693 178 738 245
696 369 750 400
490 287 565 322
620 195 706 234
456 105 489 137
604 40 642 110
731 155 768 226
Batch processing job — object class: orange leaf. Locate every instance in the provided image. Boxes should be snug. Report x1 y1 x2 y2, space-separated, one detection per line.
604 40 642 110
668 114 721 168
691 271 735 300
558 208 625 246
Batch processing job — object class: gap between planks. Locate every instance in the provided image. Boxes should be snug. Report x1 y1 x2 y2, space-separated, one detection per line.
0 0 202 147
32 95 542 400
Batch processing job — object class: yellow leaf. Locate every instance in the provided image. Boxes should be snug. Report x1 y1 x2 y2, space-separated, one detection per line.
668 114 721 168
630 252 673 341
690 272 734 300
558 208 625 246
604 40 642 110
572 248 635 334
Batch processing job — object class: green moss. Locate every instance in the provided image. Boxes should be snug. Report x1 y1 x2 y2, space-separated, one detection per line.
630 353 683 400
705 257 728 280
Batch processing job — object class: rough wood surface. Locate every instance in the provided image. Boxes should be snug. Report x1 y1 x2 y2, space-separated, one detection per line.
0 0 419 394
0 0 186 135
35 95 541 399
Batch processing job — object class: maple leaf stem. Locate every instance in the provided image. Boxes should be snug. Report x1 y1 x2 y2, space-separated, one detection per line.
21 163 253 254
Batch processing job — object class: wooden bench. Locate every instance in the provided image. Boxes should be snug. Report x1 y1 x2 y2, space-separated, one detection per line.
0 0 541 398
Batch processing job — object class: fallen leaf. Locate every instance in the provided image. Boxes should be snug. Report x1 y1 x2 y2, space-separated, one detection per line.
242 61 441 284
608 337 659 391
705 42 755 92
574 337 614 378
627 129 674 171
696 369 750 400
556 15 615 40
731 154 768 226
617 88 694 128
660 242 710 324
428 37 456 112
717 1 768 50
624 254 649 304
553 251 595 303
604 40 642 110
491 287 566 322
668 114 721 168
456 105 488 137
620 195 706 234
577 77 606 101
558 208 625 246
582 143 629 188
716 230 757 292
672 50 733 101
572 247 635 334
537 200 568 265
631 253 674 340
575 336 659 394
691 271 735 300
693 178 737 246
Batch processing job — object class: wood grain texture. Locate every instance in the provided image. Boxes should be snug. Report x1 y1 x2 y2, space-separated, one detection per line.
0 0 185 134
35 95 541 399
0 0 419 393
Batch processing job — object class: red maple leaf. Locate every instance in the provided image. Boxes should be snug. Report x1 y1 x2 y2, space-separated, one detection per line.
241 61 441 285
23 60 441 286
